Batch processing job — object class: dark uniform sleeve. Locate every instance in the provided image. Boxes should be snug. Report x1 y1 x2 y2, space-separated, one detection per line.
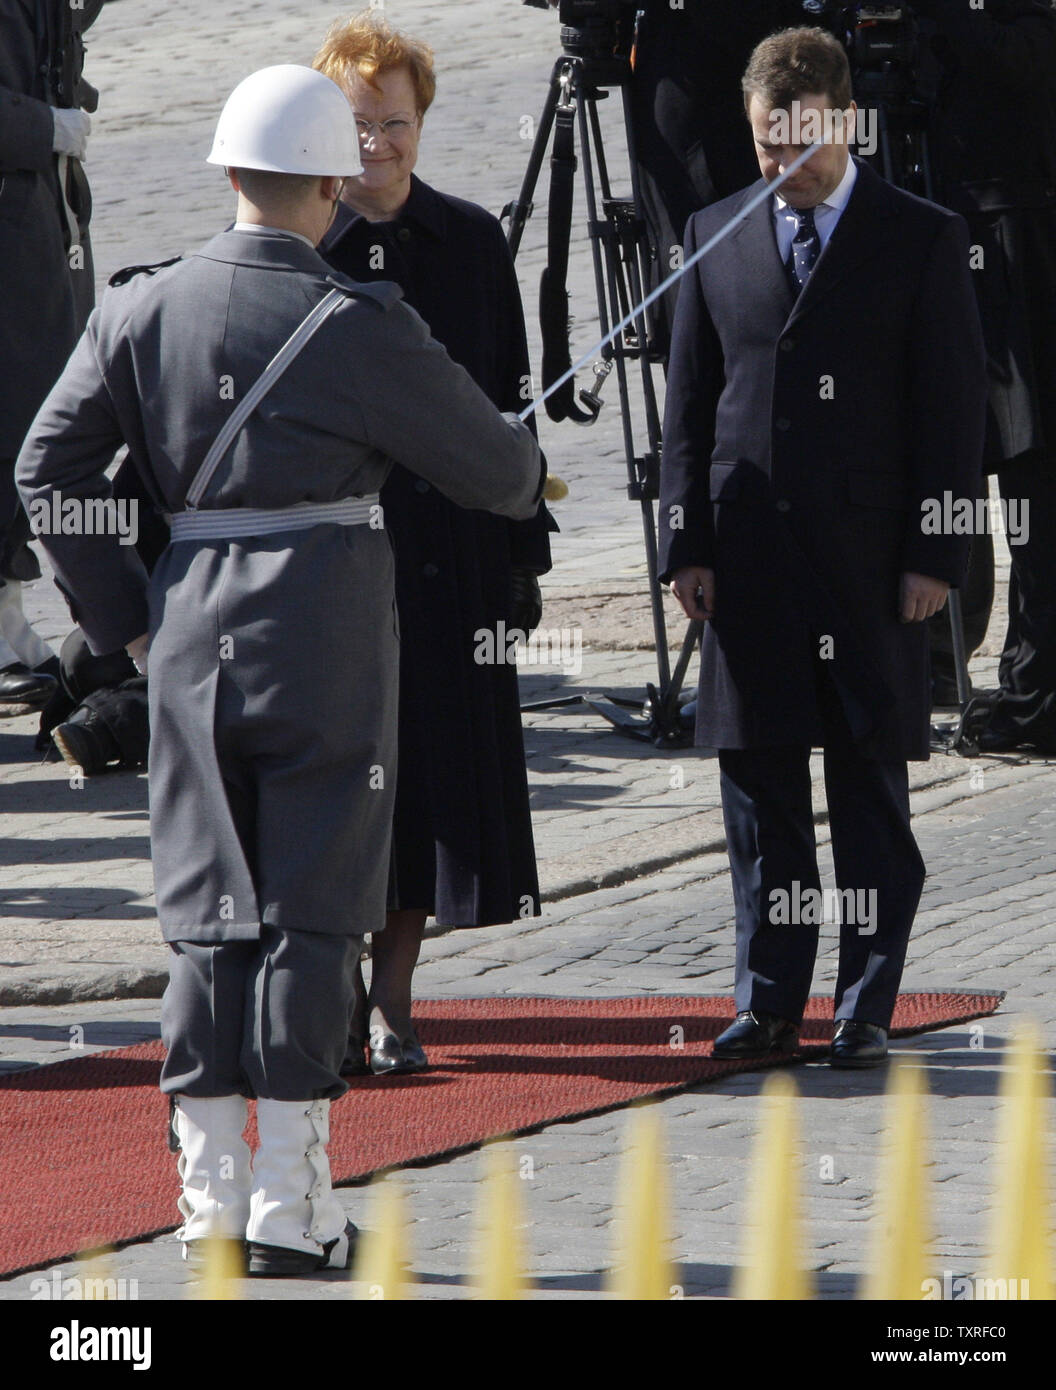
657 214 725 583
0 86 53 172
490 219 557 574
351 298 545 522
15 309 151 654
900 213 988 584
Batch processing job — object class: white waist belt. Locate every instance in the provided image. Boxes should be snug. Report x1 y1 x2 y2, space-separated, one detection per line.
169 494 379 542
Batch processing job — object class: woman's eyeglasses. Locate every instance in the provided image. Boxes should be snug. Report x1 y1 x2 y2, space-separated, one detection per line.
354 117 417 141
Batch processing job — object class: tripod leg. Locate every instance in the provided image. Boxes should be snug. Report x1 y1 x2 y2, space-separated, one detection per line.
504 60 565 257
947 588 972 707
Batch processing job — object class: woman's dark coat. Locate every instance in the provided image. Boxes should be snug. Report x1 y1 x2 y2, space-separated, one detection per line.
321 175 555 926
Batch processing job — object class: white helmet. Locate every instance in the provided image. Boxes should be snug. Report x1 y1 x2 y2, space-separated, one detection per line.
207 65 362 176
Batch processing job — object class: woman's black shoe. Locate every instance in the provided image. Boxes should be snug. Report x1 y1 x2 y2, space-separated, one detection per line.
369 1031 427 1075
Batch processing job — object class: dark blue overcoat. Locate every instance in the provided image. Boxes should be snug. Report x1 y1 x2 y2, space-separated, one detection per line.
658 160 987 761
322 176 555 925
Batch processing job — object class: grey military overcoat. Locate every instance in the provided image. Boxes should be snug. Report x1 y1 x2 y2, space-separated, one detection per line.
17 229 544 944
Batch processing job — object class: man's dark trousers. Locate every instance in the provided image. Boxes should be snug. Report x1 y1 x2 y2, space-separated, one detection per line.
718 675 926 1030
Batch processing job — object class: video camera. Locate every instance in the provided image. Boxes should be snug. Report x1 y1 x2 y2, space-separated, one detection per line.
522 0 639 76
803 3 920 100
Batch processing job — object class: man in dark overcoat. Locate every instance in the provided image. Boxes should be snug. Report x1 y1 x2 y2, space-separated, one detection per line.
17 66 545 1273
0 0 99 702
912 0 1056 750
658 27 987 1066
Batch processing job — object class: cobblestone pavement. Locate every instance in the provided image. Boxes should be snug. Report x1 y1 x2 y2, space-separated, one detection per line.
1 0 1052 1306
1 775 1053 1300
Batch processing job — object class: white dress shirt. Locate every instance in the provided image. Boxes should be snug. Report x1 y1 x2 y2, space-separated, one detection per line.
233 222 316 250
772 157 858 264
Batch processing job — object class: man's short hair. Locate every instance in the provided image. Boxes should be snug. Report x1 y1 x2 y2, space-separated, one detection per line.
742 26 852 114
233 169 320 206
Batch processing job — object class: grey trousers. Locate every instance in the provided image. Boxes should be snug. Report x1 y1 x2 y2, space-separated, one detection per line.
160 926 362 1101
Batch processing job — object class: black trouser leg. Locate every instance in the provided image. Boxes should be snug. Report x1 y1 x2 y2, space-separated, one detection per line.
822 746 925 1028
718 744 821 1024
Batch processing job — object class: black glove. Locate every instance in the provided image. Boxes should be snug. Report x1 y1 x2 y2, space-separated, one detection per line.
509 568 543 635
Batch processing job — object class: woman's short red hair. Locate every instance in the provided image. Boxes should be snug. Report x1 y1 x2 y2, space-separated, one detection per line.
313 10 436 114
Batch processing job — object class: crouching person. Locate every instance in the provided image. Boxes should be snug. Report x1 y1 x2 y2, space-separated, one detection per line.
16 66 545 1275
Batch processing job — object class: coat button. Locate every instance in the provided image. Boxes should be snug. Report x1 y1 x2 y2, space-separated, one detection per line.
776 499 792 513
775 417 792 431
414 479 430 494
397 227 411 243
780 338 795 352
422 562 439 577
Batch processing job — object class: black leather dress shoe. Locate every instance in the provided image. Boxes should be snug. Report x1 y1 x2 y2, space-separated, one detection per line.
182 1237 247 1273
0 663 57 708
830 1020 888 1068
369 1032 411 1075
712 1010 798 1059
400 1035 429 1072
248 1220 358 1277
369 1031 428 1075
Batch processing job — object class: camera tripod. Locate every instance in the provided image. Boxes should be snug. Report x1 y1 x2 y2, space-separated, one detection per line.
503 47 700 747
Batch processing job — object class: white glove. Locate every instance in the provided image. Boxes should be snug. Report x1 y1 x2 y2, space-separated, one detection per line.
51 108 92 161
126 633 149 676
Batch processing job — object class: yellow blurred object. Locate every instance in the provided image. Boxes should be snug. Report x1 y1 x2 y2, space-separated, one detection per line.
475 1141 527 1300
862 1062 930 1300
607 1104 675 1300
734 1073 810 1299
196 1234 244 1299
353 1175 408 1300
543 474 568 501
987 1022 1053 1300
76 1244 116 1300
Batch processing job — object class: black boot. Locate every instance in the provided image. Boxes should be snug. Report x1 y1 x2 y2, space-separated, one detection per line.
52 703 122 775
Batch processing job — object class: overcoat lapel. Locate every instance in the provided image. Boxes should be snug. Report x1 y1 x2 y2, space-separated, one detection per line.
726 179 795 318
786 160 899 329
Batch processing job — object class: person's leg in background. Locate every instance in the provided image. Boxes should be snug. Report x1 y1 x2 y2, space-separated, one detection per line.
984 452 1056 750
0 461 58 705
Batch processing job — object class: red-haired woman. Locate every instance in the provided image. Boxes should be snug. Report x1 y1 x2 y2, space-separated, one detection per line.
314 12 555 1074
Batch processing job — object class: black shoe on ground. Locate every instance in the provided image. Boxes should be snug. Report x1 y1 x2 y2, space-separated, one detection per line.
248 1220 358 1277
181 1237 247 1273
400 1035 429 1071
52 706 121 774
0 662 57 708
712 1009 799 1059
829 1020 888 1068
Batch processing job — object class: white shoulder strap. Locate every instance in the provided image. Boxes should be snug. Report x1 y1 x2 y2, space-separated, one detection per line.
185 287 346 510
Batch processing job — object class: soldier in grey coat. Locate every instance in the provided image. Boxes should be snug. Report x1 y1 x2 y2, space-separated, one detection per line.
17 66 544 1277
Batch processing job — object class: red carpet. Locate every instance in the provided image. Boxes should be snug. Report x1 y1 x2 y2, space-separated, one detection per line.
0 991 1001 1277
